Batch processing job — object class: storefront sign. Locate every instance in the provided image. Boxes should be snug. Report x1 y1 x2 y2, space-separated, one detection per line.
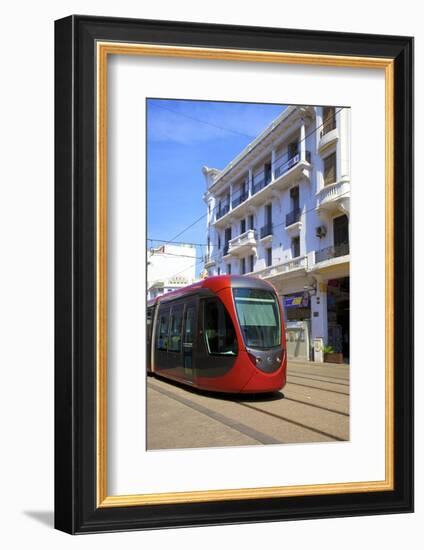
283 292 309 309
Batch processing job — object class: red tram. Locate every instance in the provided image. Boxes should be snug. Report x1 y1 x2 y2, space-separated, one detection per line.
147 275 287 393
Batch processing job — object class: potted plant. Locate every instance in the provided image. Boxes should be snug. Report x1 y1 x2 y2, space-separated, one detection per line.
323 345 344 364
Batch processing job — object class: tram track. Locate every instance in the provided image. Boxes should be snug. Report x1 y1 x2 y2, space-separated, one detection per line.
288 373 350 387
148 376 348 444
235 401 346 441
287 381 349 396
287 367 350 383
279 395 349 417
149 382 282 445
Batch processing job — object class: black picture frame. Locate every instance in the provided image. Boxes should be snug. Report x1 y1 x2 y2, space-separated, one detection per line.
55 15 414 534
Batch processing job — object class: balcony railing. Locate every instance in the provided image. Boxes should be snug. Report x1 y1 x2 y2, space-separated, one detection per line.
285 208 301 227
274 151 311 180
204 253 215 267
232 191 248 209
316 180 350 211
255 256 307 279
216 203 230 220
260 223 273 239
315 242 349 263
252 173 272 195
228 229 257 255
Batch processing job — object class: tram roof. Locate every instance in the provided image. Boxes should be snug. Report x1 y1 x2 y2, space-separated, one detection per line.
147 275 275 307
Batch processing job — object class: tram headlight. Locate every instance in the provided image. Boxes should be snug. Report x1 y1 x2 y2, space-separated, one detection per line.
247 352 261 367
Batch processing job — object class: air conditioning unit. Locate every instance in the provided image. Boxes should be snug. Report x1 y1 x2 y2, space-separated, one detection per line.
316 225 327 238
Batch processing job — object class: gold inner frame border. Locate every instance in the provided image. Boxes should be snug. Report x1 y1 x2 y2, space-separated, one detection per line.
96 42 394 508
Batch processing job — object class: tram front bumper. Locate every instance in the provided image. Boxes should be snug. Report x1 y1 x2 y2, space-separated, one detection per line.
240 365 287 393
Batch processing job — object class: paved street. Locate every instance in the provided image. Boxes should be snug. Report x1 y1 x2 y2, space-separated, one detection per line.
147 360 349 450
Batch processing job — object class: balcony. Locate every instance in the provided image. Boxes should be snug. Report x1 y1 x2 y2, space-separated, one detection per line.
212 152 311 228
216 203 230 220
274 151 311 180
252 172 272 195
232 191 248 209
315 242 349 263
228 229 257 257
316 179 350 215
318 126 338 153
204 253 215 269
255 256 307 280
260 223 273 240
285 208 301 227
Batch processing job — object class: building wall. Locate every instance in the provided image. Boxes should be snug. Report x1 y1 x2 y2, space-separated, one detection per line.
203 106 351 360
147 243 197 300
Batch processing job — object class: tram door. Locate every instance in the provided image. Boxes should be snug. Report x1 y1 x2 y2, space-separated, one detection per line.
182 300 197 381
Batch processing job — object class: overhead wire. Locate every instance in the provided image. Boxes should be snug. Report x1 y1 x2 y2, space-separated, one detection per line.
148 106 345 247
148 107 348 282
148 101 257 139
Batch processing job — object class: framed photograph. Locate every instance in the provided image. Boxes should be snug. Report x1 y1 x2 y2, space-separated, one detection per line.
54 15 414 534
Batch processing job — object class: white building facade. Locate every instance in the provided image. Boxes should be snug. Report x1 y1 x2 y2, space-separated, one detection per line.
203 105 350 362
147 243 197 301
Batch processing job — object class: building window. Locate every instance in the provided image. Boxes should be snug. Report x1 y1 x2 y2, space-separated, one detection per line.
266 248 272 267
249 254 254 273
324 152 337 186
290 186 300 210
333 214 349 256
240 218 246 234
264 162 272 184
240 257 246 275
217 267 221 276
248 214 254 230
217 234 221 249
292 236 300 258
226 264 231 275
288 141 298 159
265 203 272 225
224 227 232 255
322 106 336 135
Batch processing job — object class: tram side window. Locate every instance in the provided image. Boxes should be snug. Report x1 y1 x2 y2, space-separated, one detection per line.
147 307 153 328
168 306 183 352
184 306 196 344
204 299 237 356
156 309 169 351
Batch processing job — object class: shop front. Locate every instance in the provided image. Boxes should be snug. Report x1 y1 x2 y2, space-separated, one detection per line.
326 277 350 362
282 291 312 361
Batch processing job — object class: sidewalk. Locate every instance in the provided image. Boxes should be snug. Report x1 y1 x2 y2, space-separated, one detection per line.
288 357 350 368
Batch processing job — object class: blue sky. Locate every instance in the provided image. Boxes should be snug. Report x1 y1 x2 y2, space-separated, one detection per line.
147 99 287 274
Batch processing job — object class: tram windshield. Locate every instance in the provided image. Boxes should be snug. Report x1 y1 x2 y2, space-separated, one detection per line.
233 287 281 349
